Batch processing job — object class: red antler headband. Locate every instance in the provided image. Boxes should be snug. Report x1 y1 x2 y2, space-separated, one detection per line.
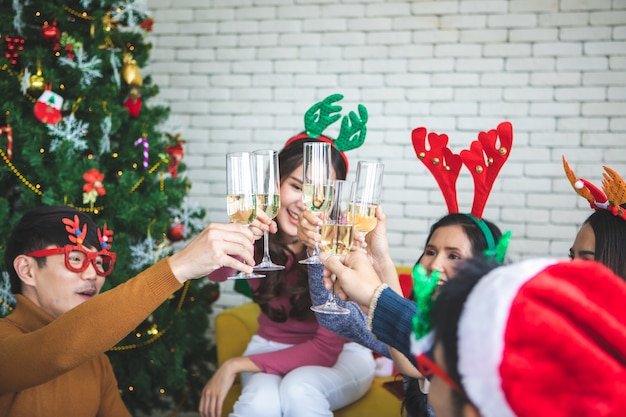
283 93 369 172
409 122 513 342
412 121 513 219
63 214 114 251
562 156 626 221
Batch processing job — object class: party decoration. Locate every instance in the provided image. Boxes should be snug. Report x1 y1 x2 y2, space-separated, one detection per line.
34 86 64 125
4 35 25 66
134 135 149 169
303 93 368 152
82 168 106 205
0 124 13 160
412 122 513 262
165 134 184 178
167 222 185 242
411 264 440 339
140 18 154 32
29 65 45 93
110 0 149 26
123 87 142 117
122 52 143 87
102 11 120 32
48 113 89 152
563 156 626 221
41 20 61 47
59 47 103 87
0 272 15 317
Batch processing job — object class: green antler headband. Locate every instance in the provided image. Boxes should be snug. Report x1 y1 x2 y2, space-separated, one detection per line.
304 93 368 152
412 264 440 339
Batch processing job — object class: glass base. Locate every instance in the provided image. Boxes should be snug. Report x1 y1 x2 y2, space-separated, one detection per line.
228 271 265 280
310 302 350 315
299 256 322 265
253 261 285 272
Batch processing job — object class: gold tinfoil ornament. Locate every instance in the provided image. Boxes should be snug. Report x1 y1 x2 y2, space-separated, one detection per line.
122 53 143 87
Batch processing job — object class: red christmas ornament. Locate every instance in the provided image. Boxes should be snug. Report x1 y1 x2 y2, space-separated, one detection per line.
4 36 25 66
167 222 185 242
123 88 142 118
140 18 154 32
33 87 64 125
166 140 184 178
41 21 61 45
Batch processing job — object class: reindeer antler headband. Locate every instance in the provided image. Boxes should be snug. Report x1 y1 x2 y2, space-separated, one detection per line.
562 156 626 221
412 121 513 220
410 121 513 341
283 93 368 171
63 214 114 251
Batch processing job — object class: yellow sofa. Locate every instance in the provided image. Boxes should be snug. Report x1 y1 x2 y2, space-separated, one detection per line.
215 302 405 417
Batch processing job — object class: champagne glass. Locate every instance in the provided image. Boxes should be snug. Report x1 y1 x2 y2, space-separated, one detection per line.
226 152 265 279
311 179 354 315
299 142 334 265
349 161 384 237
252 149 285 271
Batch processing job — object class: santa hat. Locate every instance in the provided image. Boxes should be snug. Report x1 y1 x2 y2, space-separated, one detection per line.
458 258 626 417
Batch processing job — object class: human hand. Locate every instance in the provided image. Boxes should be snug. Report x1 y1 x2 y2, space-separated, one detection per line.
169 223 255 283
364 205 392 264
198 356 260 417
319 250 383 309
198 359 238 417
297 209 322 250
249 210 277 239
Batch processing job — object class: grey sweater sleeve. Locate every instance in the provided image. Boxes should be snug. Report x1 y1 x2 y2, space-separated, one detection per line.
307 264 391 358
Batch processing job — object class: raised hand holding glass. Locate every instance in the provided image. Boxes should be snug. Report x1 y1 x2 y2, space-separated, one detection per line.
226 152 265 279
311 179 354 315
349 161 384 237
299 142 333 264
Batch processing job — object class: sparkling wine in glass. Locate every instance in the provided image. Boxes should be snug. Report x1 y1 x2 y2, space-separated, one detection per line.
300 142 333 265
311 179 354 315
349 161 384 237
253 149 285 271
226 152 265 279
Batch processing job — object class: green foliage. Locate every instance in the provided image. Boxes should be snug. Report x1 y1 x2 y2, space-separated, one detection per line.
0 0 216 414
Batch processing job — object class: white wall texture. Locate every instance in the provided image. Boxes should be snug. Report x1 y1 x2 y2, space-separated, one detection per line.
146 0 626 313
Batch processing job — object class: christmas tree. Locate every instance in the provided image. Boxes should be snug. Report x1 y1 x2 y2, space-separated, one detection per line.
0 1 219 414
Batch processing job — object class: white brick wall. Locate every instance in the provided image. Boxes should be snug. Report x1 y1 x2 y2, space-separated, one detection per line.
147 0 626 313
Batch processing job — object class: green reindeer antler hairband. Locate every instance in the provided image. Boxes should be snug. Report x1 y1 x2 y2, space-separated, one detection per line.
412 264 441 340
304 93 368 152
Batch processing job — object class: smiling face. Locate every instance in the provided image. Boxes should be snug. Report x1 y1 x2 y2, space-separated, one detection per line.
570 222 596 261
20 246 105 319
418 224 474 285
276 163 338 244
276 164 306 241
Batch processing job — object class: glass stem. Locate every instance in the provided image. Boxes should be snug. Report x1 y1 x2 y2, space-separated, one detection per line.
261 231 271 263
313 225 320 256
326 274 338 304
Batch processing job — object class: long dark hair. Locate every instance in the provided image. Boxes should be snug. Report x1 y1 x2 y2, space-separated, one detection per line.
404 212 502 417
251 135 347 322
583 203 626 281
429 256 498 417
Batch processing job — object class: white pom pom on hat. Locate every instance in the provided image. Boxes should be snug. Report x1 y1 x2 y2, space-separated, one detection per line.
457 258 626 417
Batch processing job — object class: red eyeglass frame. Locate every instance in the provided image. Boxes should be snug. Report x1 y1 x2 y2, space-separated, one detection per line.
415 352 466 397
27 245 116 277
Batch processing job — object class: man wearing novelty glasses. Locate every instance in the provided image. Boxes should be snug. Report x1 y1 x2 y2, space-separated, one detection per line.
0 205 272 416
